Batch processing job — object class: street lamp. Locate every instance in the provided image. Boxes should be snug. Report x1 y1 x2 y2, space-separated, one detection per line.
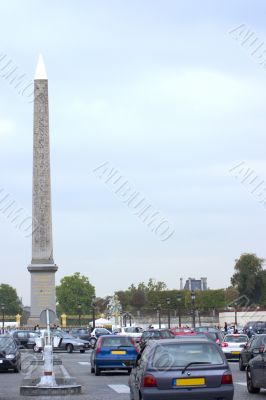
157 304 161 329
176 294 182 328
91 296 96 329
77 303 81 326
166 298 171 329
191 291 196 329
1 304 5 331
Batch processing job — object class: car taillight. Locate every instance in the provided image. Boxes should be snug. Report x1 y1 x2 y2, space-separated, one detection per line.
216 339 221 344
221 342 228 347
221 373 233 384
143 374 157 387
96 337 103 353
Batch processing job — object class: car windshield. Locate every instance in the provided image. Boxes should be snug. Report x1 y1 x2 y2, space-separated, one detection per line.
152 343 224 368
0 337 16 351
101 337 133 347
96 329 109 333
224 335 248 343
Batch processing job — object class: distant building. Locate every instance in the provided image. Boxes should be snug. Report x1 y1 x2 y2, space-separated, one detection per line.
181 277 208 291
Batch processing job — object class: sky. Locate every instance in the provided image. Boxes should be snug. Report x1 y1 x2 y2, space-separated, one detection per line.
0 1 266 306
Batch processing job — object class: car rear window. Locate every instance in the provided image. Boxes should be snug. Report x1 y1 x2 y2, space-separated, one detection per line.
224 335 248 343
0 337 16 351
101 337 134 347
152 343 224 368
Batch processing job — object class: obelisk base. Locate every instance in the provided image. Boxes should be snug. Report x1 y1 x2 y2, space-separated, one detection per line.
27 264 58 326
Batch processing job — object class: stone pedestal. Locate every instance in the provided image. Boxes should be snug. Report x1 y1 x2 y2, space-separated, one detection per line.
27 264 58 325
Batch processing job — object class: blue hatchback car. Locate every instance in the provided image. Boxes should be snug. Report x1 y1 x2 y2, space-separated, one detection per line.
90 335 139 375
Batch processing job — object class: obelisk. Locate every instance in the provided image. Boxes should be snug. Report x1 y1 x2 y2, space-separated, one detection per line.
27 54 58 325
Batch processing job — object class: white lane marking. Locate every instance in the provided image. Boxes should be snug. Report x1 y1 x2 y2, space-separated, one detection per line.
78 361 90 365
108 384 130 394
235 382 246 386
59 364 71 378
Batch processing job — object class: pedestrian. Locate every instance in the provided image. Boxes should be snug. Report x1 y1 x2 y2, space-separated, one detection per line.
224 322 228 333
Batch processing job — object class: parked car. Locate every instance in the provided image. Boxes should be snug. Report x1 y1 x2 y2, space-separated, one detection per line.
246 347 266 393
11 330 38 349
239 334 266 371
139 329 175 350
129 337 234 400
90 335 139 375
243 321 266 337
0 335 21 372
221 334 249 360
90 328 111 347
33 330 91 353
117 326 143 343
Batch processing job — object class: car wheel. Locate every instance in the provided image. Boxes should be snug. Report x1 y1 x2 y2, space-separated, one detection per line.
91 364 95 373
127 368 131 374
66 344 73 353
80 349 85 353
247 368 260 393
95 366 101 376
33 345 41 353
239 356 245 371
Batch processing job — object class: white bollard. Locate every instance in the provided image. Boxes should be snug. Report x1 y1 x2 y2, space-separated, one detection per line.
37 345 57 387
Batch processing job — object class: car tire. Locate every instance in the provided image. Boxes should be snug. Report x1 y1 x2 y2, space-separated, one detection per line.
80 350 85 353
247 368 260 393
127 368 131 374
239 356 245 371
91 364 95 373
95 366 101 376
66 344 73 353
33 345 41 353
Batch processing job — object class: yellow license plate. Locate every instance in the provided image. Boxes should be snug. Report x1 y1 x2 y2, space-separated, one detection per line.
175 378 205 386
231 351 240 354
111 350 126 355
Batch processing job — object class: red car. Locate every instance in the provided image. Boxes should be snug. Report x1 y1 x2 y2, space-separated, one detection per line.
170 327 196 336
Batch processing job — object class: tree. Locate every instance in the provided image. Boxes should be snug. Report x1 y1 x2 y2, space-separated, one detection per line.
56 272 95 315
231 253 265 305
0 284 22 315
147 278 167 292
131 289 146 309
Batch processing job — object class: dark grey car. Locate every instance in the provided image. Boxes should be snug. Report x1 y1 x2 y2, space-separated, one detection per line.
129 337 234 400
239 334 266 371
246 347 266 393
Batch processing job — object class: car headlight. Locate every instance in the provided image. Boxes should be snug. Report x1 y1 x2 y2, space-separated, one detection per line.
6 354 15 359
77 342 84 346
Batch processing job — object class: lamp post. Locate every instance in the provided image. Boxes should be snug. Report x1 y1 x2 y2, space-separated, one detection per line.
234 305 237 328
1 304 5 331
166 298 171 329
191 291 196 329
157 304 161 328
91 296 96 329
177 294 182 328
77 303 81 326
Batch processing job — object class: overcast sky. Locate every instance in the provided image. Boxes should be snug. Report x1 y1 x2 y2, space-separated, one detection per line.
0 1 266 306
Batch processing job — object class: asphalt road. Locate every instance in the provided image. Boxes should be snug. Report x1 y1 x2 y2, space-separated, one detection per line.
0 350 265 399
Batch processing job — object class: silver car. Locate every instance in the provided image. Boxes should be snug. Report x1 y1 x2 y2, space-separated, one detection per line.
129 337 234 400
221 334 248 361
